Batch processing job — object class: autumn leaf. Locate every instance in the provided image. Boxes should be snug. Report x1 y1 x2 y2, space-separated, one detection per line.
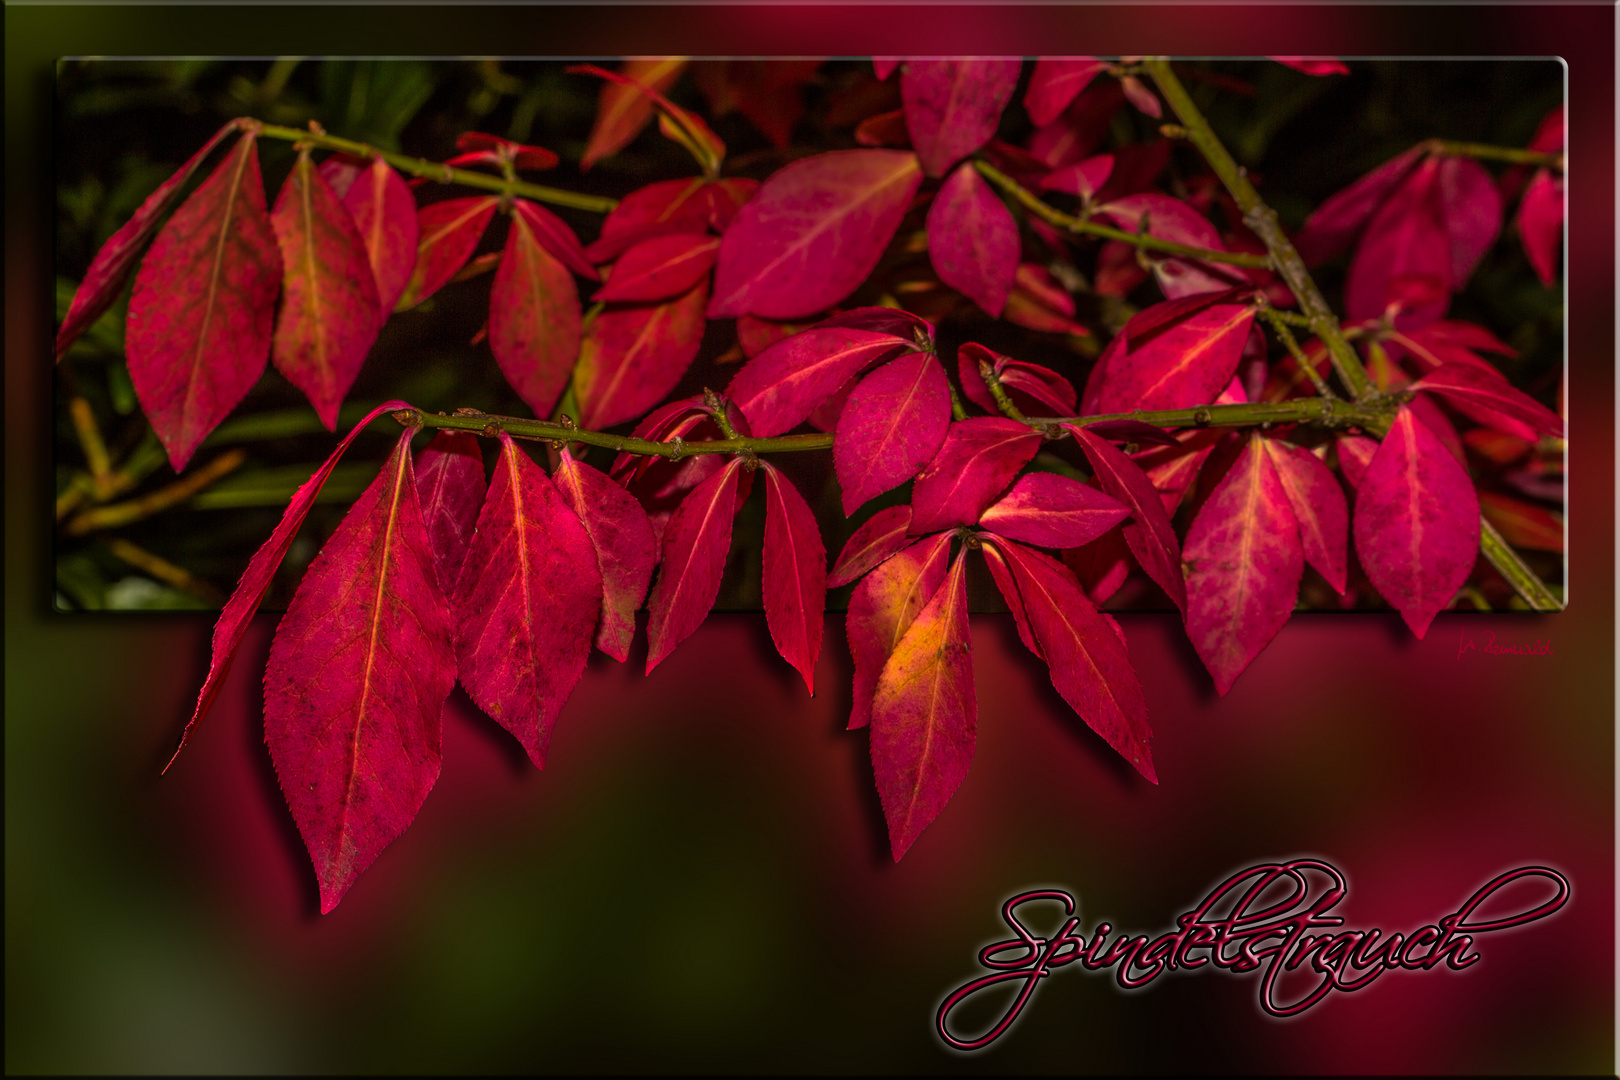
645 456 746 673
829 504 914 588
957 342 1077 418
580 58 690 171
927 162 1019 316
488 202 583 420
593 233 719 303
978 471 1130 549
263 427 456 913
900 58 1022 177
1261 438 1348 595
1086 301 1256 416
834 351 952 515
1024 58 1107 127
320 155 419 316
727 327 912 437
846 532 951 730
870 545 975 859
1069 424 1188 616
760 463 827 692
554 447 658 663
125 130 281 471
909 417 1042 533
413 430 486 595
574 279 710 430
454 434 604 767
394 196 498 311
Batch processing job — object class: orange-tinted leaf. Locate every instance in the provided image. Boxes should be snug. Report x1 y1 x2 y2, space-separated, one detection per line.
846 532 951 730
394 196 498 311
580 58 690 171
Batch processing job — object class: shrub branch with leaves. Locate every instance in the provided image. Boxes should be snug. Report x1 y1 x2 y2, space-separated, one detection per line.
55 57 1567 912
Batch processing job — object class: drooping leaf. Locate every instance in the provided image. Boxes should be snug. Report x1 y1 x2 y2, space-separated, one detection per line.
167 400 412 771
1518 168 1563 287
901 58 1022 178
1353 406 1481 638
455 433 603 766
57 119 240 362
1028 77 1122 170
1261 438 1348 595
321 155 419 316
1411 361 1563 439
1062 524 1133 605
1407 386 1467 462
263 427 456 913
489 203 582 420
1089 302 1255 415
593 233 719 303
709 149 923 319
982 536 1155 781
270 148 383 430
574 279 709 430
394 196 498 311
1069 424 1188 615
926 162 1020 316
978 471 1130 549
554 447 658 663
870 545 974 859
726 327 908 437
1293 145 1426 267
834 351 952 515
1024 57 1107 127
512 199 598 281
125 130 281 471
1345 157 1450 328
1435 155 1502 288
829 504 914 588
760 463 827 692
979 541 1042 658
1132 428 1224 515
580 57 690 171
1182 437 1303 694
413 430 486 595
645 456 745 673
610 395 714 483
909 417 1042 533
846 532 951 730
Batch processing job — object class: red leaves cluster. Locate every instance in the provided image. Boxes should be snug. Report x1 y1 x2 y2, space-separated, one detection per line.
70 58 1563 910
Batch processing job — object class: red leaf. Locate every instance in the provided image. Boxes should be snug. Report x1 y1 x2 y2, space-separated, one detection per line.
1119 76 1162 119
1268 56 1350 76
736 314 812 359
957 342 1077 418
1346 157 1450 328
455 433 603 766
1024 57 1106 127
855 109 910 148
846 532 951 731
1002 263 1090 336
1038 153 1114 199
761 463 828 692
982 536 1155 781
834 352 952 515
1353 406 1481 638
453 131 559 172
263 427 456 913
1096 193 1238 298
1479 491 1563 554
489 204 582 419
514 199 598 281
1518 168 1563 287
909 417 1042 533
727 327 909 438
1120 286 1249 345
829 504 914 588
580 58 690 171
1092 240 1150 298
394 196 498 311
873 57 901 81
586 177 712 263
321 156 419 316
871 545 975 859
593 233 719 303
125 130 281 471
1408 385 1467 462
1293 145 1426 267
1182 437 1303 694
1336 434 1378 490
270 149 382 430
709 149 923 319
1069 424 1188 616
57 119 240 362
1089 302 1256 415
575 279 709 430
1262 438 1349 595
1028 78 1123 169
901 58 1022 177
816 306 935 341
927 162 1020 316
1411 361 1563 439
1063 525 1132 605
413 430 486 595
979 541 1042 658
167 400 413 771
1435 156 1502 287
554 447 658 663
645 456 745 673
609 396 713 482
979 471 1130 548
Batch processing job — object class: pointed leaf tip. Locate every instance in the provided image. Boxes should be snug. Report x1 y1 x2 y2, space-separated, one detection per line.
645 457 745 674
761 464 827 693
555 448 658 664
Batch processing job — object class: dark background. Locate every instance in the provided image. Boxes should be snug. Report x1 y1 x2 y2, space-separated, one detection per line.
8 5 1614 1074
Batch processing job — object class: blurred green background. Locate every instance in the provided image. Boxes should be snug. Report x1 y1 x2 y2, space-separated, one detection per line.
10 4 1613 1075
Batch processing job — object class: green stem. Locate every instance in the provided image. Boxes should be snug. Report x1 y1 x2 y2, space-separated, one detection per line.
1479 519 1563 611
973 160 1273 269
253 121 619 214
1144 59 1375 403
1427 139 1564 171
977 360 1029 423
1258 306 1335 399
